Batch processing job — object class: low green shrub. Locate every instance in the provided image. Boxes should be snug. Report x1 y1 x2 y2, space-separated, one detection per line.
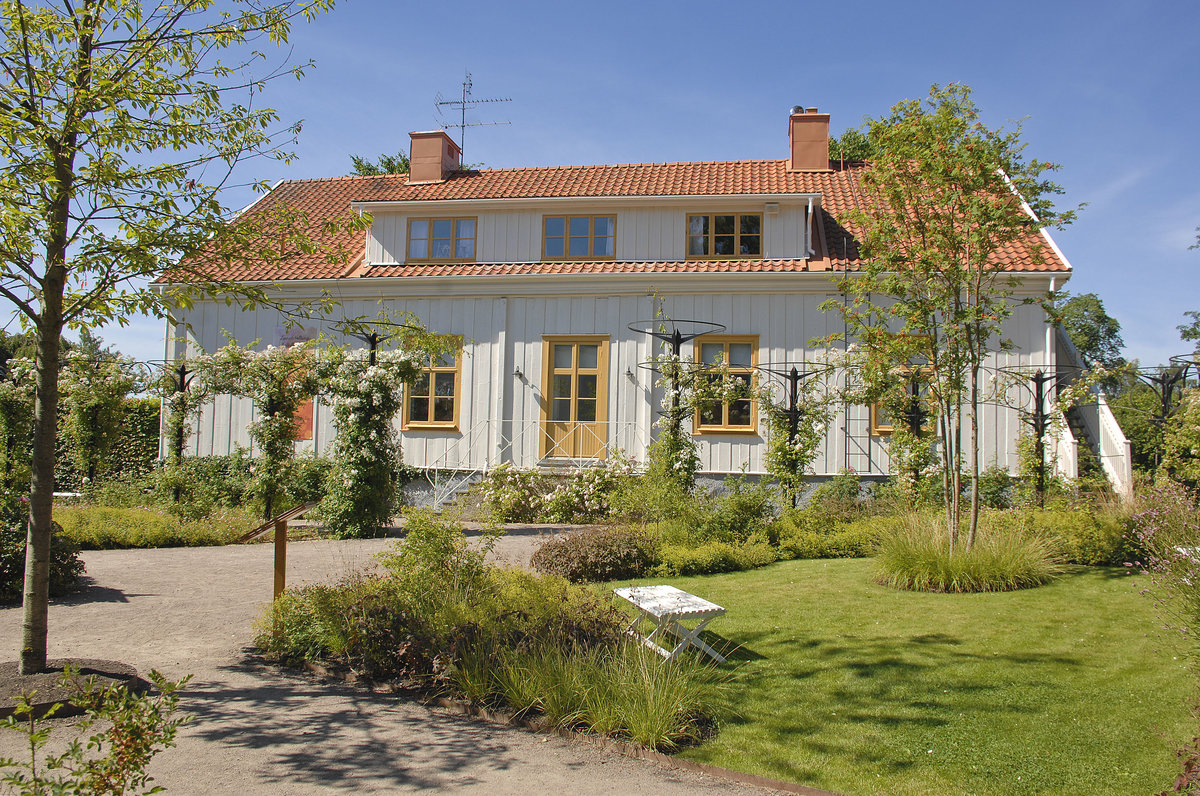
608 473 697 525
975 465 1014 509
0 521 85 603
54 506 256 549
691 478 775 545
1022 508 1137 566
806 471 869 521
874 513 1063 593
654 540 777 577
531 526 655 583
771 509 894 560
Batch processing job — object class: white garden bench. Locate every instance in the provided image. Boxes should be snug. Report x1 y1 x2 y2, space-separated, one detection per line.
614 585 727 663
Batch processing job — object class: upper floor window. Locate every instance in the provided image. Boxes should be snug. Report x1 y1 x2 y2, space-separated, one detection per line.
686 214 762 258
694 335 758 433
543 215 616 259
407 217 476 262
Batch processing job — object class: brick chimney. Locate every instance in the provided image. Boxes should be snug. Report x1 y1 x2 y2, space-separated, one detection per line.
788 106 830 172
407 130 462 184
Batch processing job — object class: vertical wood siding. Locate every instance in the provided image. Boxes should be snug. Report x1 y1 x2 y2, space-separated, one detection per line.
178 288 1053 477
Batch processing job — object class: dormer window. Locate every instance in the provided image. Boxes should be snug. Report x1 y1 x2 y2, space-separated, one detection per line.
543 215 616 260
686 214 762 258
407 217 476 262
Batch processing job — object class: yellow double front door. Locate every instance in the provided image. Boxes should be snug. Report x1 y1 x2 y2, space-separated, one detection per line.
540 336 609 459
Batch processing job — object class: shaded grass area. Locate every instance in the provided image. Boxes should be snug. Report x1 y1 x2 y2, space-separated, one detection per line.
609 559 1193 795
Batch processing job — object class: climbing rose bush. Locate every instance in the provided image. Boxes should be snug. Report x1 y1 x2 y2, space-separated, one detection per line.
316 347 422 538
202 341 319 519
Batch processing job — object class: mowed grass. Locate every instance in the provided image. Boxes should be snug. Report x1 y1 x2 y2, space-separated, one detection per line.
608 559 1194 796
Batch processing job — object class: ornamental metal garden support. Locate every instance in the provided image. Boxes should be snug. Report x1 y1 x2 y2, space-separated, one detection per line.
1133 360 1193 470
628 318 726 441
755 362 835 508
997 365 1080 508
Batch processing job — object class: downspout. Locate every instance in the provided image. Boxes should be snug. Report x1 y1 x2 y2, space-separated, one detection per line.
806 198 816 258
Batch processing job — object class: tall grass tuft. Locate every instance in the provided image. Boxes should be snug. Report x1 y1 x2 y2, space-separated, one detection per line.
875 511 1063 593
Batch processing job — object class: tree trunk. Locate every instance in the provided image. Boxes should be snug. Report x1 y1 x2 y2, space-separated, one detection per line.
21 302 63 675
967 365 981 551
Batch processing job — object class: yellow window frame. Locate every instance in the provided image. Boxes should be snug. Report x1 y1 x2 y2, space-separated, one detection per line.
870 366 935 436
541 215 617 261
403 338 463 431
406 217 477 263
692 334 758 435
539 335 610 459
685 213 763 260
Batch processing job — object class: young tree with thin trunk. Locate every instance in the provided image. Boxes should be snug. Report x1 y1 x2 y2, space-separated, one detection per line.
0 0 348 675
827 84 1073 551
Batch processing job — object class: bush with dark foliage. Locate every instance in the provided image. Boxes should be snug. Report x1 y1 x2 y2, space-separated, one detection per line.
0 514 85 603
531 526 656 583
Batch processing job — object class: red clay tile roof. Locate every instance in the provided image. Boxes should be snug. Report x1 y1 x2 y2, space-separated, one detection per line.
161 159 1069 283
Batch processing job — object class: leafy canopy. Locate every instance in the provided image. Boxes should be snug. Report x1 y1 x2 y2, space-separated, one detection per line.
349 151 410 176
826 83 1072 548
1049 291 1126 369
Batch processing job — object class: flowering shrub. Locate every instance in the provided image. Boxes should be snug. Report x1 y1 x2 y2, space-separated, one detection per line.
202 340 319 519
480 464 545 522
1132 480 1200 631
648 352 702 490
148 353 213 467
540 455 635 523
315 347 422 538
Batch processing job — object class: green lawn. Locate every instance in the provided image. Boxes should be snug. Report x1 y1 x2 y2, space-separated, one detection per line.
610 559 1194 796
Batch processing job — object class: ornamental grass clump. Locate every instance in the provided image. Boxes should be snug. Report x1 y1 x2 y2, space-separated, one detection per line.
875 511 1063 593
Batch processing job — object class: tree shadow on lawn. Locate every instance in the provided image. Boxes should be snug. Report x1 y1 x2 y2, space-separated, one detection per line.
703 630 1085 783
180 657 525 791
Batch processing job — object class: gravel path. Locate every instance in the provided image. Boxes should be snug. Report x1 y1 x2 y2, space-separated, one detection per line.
0 530 771 795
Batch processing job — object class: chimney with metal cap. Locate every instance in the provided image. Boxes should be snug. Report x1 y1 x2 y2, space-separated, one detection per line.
788 106 831 172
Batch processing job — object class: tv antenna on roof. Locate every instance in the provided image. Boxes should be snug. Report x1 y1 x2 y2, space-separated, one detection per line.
435 71 511 164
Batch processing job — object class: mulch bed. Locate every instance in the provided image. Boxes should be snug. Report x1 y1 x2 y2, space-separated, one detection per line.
0 659 147 719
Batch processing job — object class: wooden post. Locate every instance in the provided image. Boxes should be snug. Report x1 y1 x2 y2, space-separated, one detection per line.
273 518 287 600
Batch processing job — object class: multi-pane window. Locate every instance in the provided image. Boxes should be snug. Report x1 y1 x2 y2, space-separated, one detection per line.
543 216 616 259
695 336 757 432
870 368 934 435
404 345 460 429
407 217 476 261
686 214 762 258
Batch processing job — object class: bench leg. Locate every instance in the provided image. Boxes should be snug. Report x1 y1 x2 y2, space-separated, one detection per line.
662 618 726 663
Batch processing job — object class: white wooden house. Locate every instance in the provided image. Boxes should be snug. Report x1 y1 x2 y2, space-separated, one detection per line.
159 108 1132 501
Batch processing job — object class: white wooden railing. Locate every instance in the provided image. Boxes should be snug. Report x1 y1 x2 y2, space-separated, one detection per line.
415 420 651 506
1054 329 1134 499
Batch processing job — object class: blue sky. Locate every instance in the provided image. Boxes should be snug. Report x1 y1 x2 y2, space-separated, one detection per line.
98 0 1199 365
